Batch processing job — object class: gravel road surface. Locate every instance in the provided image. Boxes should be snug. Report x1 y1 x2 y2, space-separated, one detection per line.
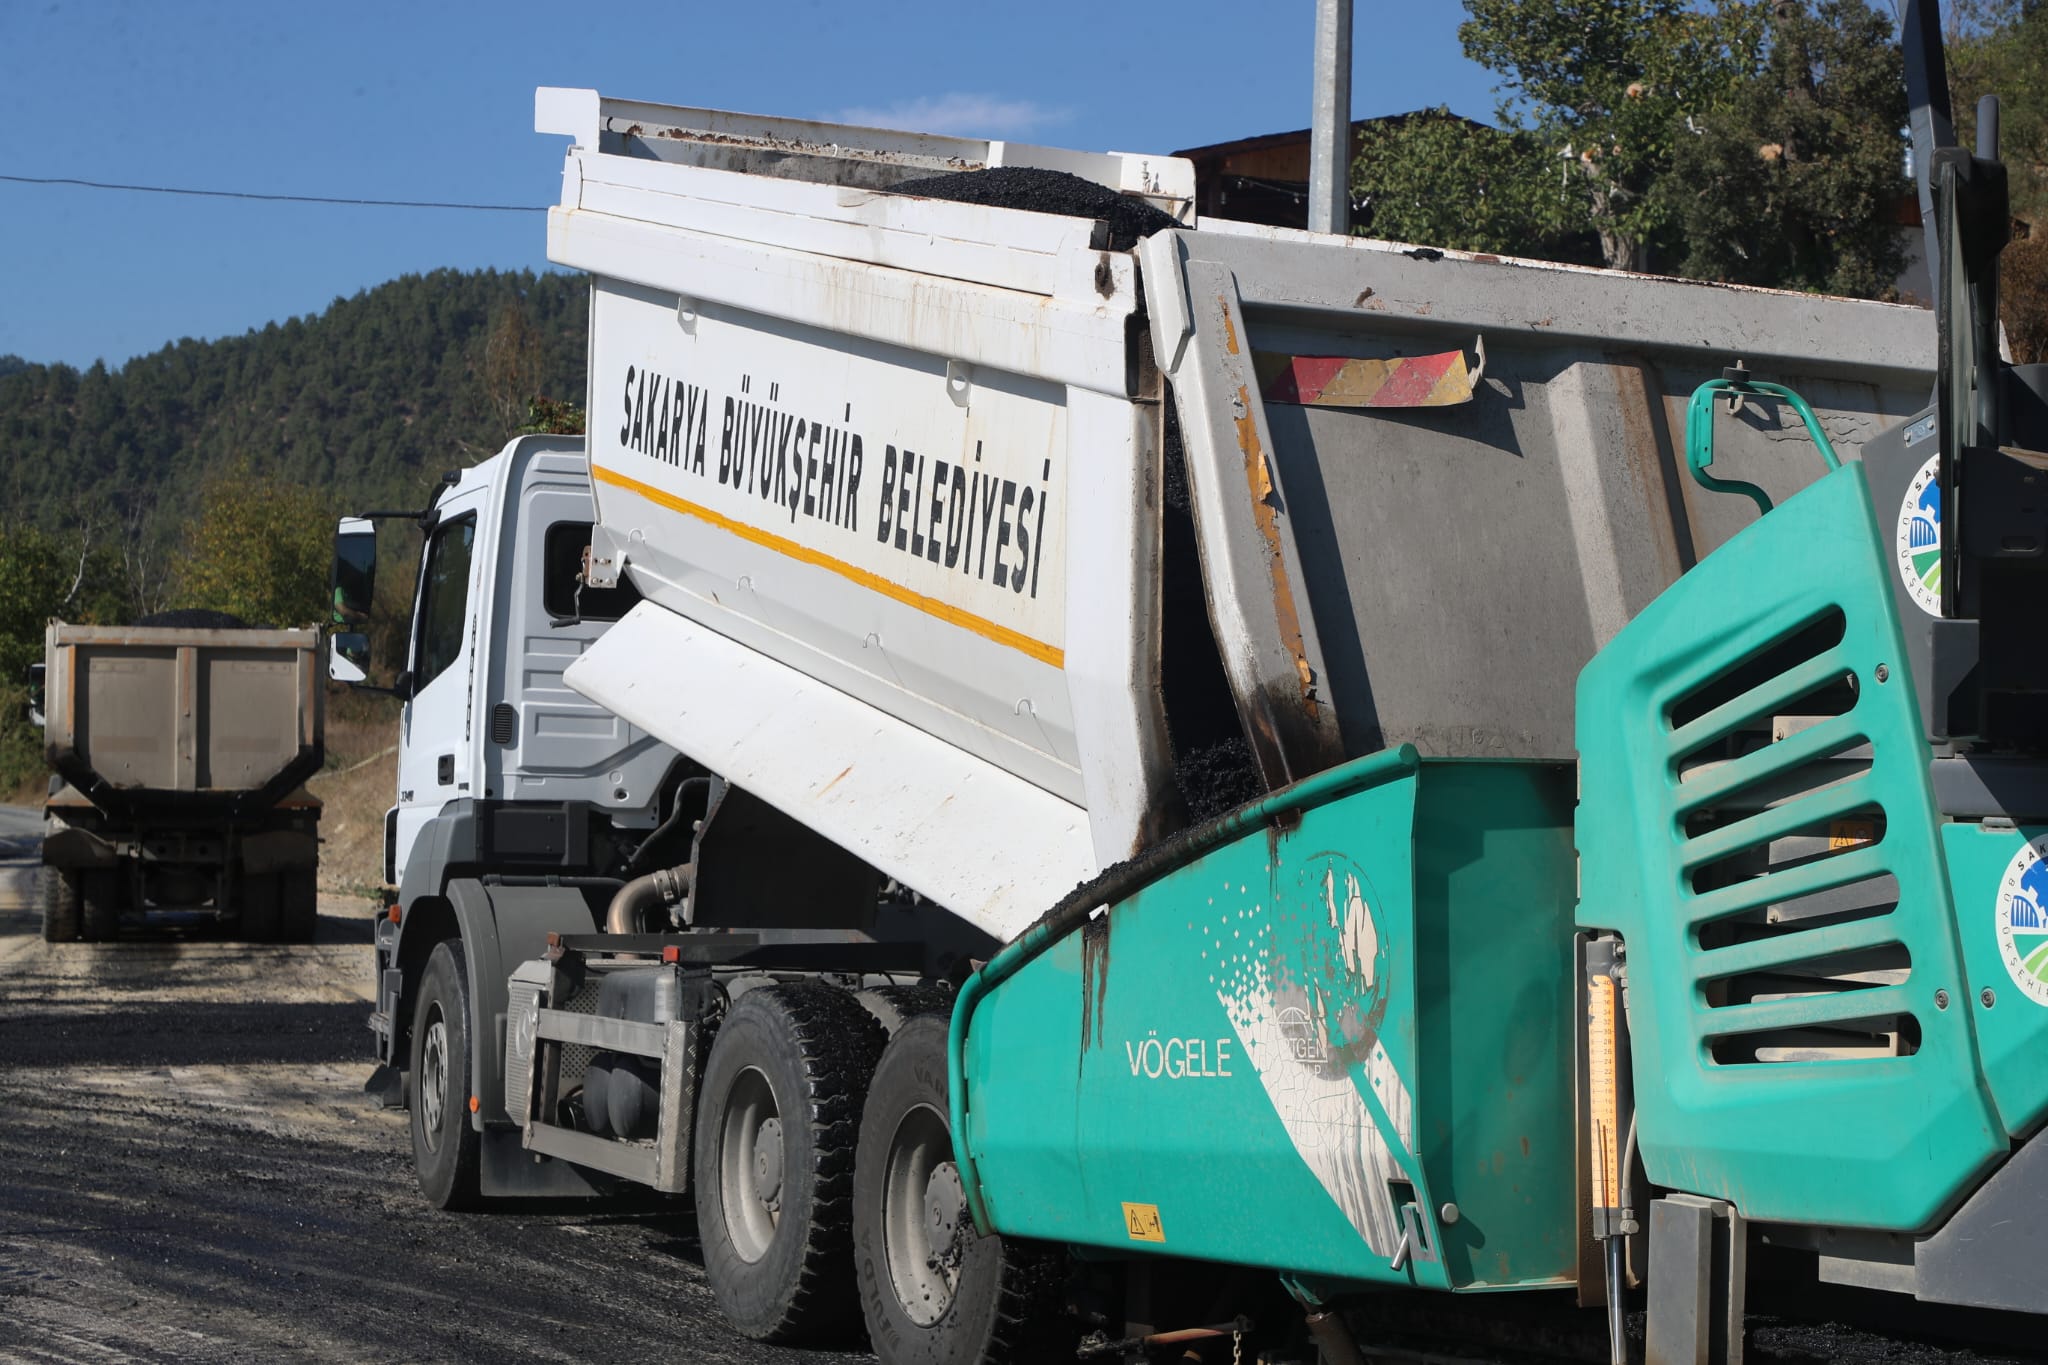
1 805 2036 1365
0 808 875 1365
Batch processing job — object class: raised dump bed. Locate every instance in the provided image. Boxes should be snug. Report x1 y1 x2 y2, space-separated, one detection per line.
539 87 1934 943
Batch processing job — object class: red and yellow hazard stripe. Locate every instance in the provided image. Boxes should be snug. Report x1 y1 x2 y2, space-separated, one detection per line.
1254 347 1476 409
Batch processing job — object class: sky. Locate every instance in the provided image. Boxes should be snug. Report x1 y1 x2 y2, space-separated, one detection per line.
0 2 1498 370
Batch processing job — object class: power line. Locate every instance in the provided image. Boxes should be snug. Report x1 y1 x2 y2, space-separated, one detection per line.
0 173 541 213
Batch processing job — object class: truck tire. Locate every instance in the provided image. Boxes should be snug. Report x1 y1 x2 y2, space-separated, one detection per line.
78 869 121 942
39 866 80 942
240 872 280 942
279 868 319 943
694 982 886 1343
410 939 483 1210
853 1015 1070 1365
856 984 956 1036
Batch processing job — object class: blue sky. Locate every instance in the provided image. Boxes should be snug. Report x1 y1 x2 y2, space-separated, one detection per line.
0 2 1497 370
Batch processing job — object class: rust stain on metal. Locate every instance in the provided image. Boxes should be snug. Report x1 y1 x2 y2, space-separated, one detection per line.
1353 288 1375 306
1079 916 1112 1053
1233 384 1319 722
816 764 854 797
1219 298 1241 356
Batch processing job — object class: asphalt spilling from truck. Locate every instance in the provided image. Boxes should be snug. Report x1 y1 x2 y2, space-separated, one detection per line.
0 810 875 1365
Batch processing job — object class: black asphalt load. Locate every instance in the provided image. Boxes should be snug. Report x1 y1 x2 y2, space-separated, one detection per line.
888 166 1178 250
0 833 872 1365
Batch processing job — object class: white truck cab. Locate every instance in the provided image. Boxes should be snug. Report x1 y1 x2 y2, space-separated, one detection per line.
332 435 675 1185
384 437 668 882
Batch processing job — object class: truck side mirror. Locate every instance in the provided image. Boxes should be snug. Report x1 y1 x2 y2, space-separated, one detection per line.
330 632 372 685
331 517 377 627
24 661 44 729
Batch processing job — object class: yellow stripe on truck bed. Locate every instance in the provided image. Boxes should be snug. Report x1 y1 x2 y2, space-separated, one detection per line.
592 464 1066 669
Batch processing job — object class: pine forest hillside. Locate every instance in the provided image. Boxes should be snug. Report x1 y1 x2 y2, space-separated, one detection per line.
0 267 587 537
0 267 589 788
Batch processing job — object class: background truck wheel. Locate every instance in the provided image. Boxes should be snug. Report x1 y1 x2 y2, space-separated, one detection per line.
78 868 121 942
853 1015 1070 1365
278 867 319 943
39 866 80 942
693 981 886 1343
410 938 482 1210
239 871 280 942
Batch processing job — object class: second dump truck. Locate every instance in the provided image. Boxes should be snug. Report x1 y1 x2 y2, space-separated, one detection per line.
39 619 324 942
339 50 2048 1365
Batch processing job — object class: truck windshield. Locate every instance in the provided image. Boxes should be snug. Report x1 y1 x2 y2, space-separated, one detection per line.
415 516 476 690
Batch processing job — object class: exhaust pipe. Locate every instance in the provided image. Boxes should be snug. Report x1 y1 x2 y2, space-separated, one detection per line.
604 862 693 934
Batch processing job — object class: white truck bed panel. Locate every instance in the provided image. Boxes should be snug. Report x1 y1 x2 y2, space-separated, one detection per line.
565 602 1096 941
542 86 1935 935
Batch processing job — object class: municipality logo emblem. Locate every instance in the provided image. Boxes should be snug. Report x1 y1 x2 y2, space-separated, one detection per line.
1896 453 1943 616
1995 835 2048 1007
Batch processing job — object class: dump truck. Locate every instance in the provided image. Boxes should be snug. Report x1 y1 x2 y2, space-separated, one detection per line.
327 435 677 1145
339 18 2048 1361
38 619 325 942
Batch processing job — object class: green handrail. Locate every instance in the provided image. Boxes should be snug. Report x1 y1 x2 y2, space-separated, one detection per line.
1685 378 1842 517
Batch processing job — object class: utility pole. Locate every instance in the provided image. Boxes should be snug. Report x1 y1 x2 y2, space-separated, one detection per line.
1309 0 1354 235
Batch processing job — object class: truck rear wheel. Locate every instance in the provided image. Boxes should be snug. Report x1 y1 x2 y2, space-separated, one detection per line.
39 866 80 942
410 939 483 1209
78 869 121 942
278 868 318 943
239 871 280 942
853 1015 1070 1365
694 982 885 1343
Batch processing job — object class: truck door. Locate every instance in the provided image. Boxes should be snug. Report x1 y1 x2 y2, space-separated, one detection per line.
394 501 482 879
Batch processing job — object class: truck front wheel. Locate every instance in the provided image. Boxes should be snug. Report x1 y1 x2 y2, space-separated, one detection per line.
39 866 79 942
409 939 482 1209
853 1015 1069 1365
694 982 885 1342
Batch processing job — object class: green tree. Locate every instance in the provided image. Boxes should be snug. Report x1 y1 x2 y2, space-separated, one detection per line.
0 524 125 786
0 267 588 546
483 298 546 438
1457 0 1764 270
1353 108 1588 259
1354 1 1908 298
520 395 587 435
1669 1 1908 298
173 466 334 628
